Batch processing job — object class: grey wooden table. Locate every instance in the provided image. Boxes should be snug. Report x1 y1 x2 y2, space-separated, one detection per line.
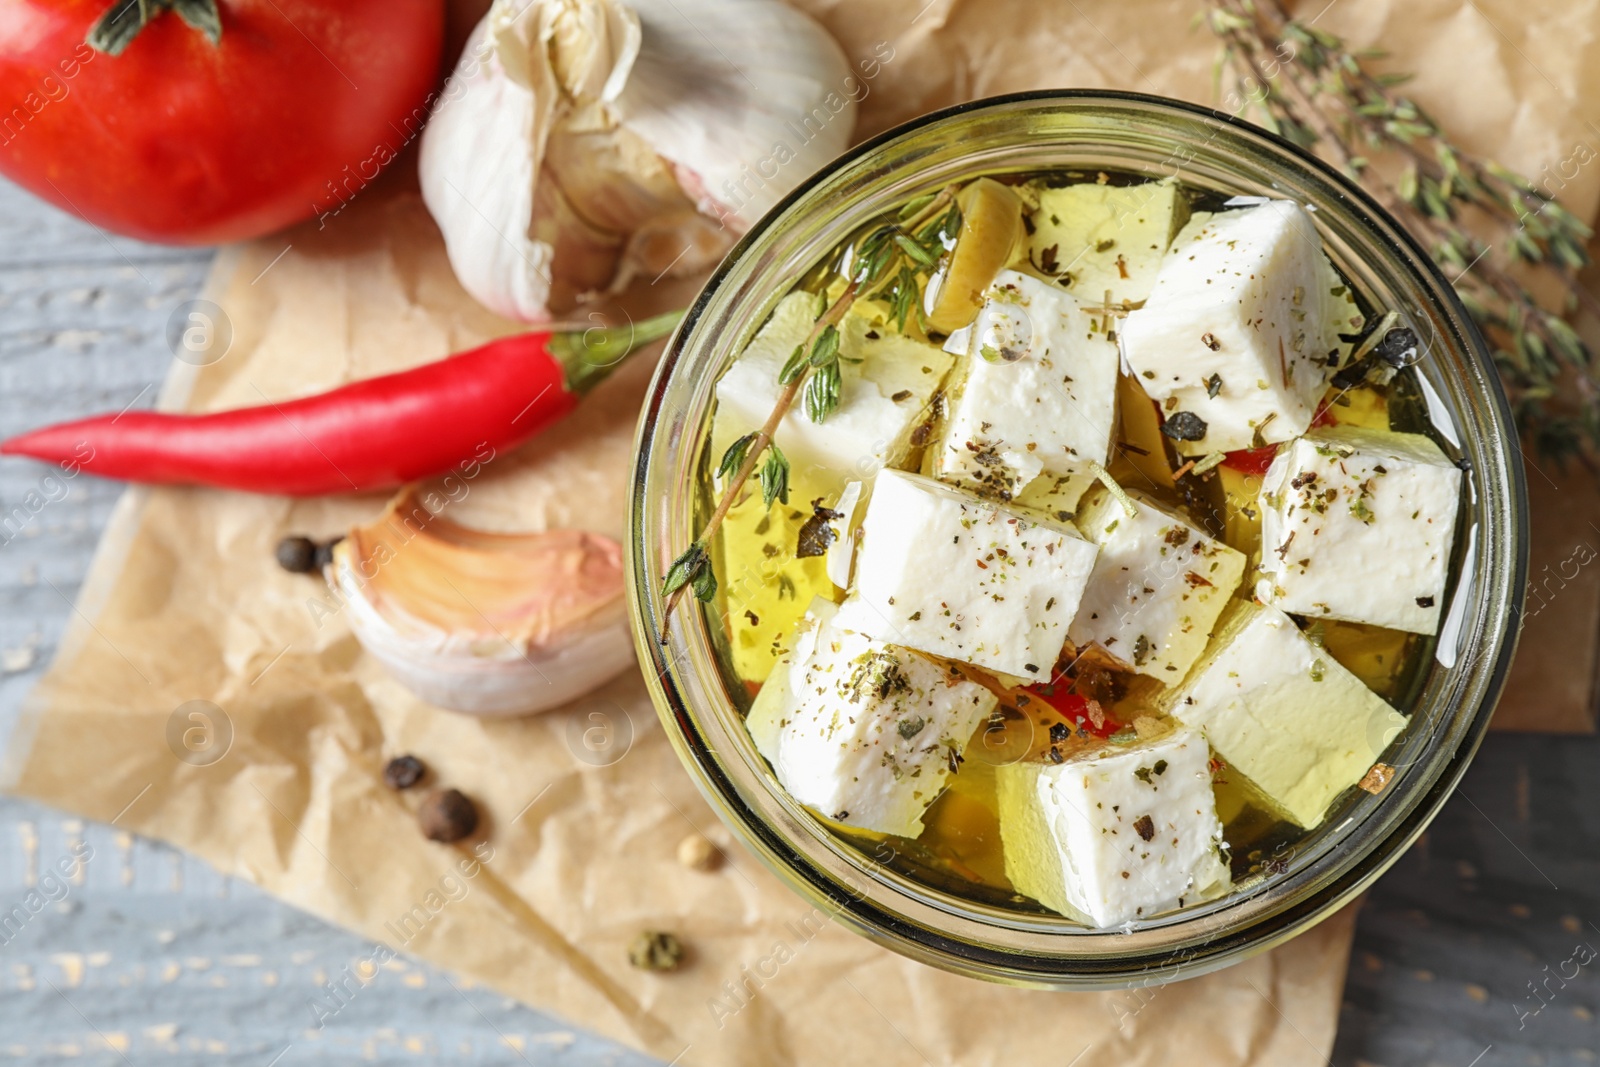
0 179 1595 1066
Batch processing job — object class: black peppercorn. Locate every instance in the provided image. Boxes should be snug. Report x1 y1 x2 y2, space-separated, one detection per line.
384 755 426 790
1160 411 1208 442
275 536 317 574
1372 326 1419 368
418 788 478 842
312 535 345 571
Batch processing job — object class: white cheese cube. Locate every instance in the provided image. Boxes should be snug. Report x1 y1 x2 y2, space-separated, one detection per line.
1121 201 1351 452
713 292 952 494
1256 427 1462 634
1168 601 1408 828
933 271 1120 500
746 600 997 837
996 728 1229 927
849 469 1099 678
1070 487 1247 679
823 481 864 589
745 598 835 762
1026 178 1187 305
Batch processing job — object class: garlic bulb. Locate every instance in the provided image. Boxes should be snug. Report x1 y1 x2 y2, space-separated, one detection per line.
331 490 633 717
420 0 858 322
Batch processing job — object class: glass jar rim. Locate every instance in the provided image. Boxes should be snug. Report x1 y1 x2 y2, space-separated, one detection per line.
627 89 1528 988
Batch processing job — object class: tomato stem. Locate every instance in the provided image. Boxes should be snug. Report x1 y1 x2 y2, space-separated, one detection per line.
88 0 222 56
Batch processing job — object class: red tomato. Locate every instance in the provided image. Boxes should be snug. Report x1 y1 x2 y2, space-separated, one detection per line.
0 0 444 244
1027 681 1120 739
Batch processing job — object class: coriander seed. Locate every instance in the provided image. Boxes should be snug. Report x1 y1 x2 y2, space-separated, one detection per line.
677 833 721 872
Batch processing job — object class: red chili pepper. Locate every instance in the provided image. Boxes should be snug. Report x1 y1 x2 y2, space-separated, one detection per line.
1221 400 1339 474
0 311 683 496
1027 681 1119 739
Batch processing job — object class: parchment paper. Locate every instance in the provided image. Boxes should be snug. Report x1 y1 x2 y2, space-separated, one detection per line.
8 1 1600 1063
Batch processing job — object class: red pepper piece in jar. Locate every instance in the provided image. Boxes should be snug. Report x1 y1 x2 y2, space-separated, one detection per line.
1220 445 1279 475
1222 399 1339 474
1 311 683 496
1027 681 1119 739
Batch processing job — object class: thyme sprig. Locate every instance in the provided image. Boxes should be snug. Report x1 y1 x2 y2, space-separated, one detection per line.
656 185 962 639
1203 0 1600 467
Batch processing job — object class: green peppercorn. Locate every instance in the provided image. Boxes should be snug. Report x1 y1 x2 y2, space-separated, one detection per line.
628 930 684 972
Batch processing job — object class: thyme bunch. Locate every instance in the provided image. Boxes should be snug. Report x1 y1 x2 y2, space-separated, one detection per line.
657 186 963 637
1204 0 1600 466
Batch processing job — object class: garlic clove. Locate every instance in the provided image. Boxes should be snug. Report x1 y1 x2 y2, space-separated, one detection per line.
420 18 556 323
925 178 1027 335
420 0 857 323
614 0 858 229
330 489 633 717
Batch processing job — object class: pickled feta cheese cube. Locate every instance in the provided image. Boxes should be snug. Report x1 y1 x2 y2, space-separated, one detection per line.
1069 486 1247 679
1256 427 1462 634
745 599 835 762
934 271 1120 500
850 469 1098 678
1026 178 1188 304
1120 201 1348 452
1168 601 1408 828
996 728 1229 927
746 600 997 838
713 292 951 493
824 480 864 589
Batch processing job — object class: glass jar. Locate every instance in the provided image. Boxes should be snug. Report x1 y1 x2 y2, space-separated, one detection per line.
626 91 1527 988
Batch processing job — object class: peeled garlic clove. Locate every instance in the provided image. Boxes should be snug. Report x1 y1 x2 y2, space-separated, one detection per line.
925 179 1027 335
330 490 632 717
420 0 856 323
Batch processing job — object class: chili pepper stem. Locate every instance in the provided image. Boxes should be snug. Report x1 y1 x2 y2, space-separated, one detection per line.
547 309 686 396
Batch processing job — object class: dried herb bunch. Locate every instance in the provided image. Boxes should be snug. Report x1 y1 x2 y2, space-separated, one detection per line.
657 185 963 637
1203 0 1599 465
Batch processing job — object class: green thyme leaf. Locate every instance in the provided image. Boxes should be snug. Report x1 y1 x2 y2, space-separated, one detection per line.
717 433 758 480
760 444 790 508
892 266 918 333
804 360 842 423
893 234 937 268
943 201 962 236
689 561 717 602
896 192 936 220
809 325 841 367
661 541 709 598
778 344 807 386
